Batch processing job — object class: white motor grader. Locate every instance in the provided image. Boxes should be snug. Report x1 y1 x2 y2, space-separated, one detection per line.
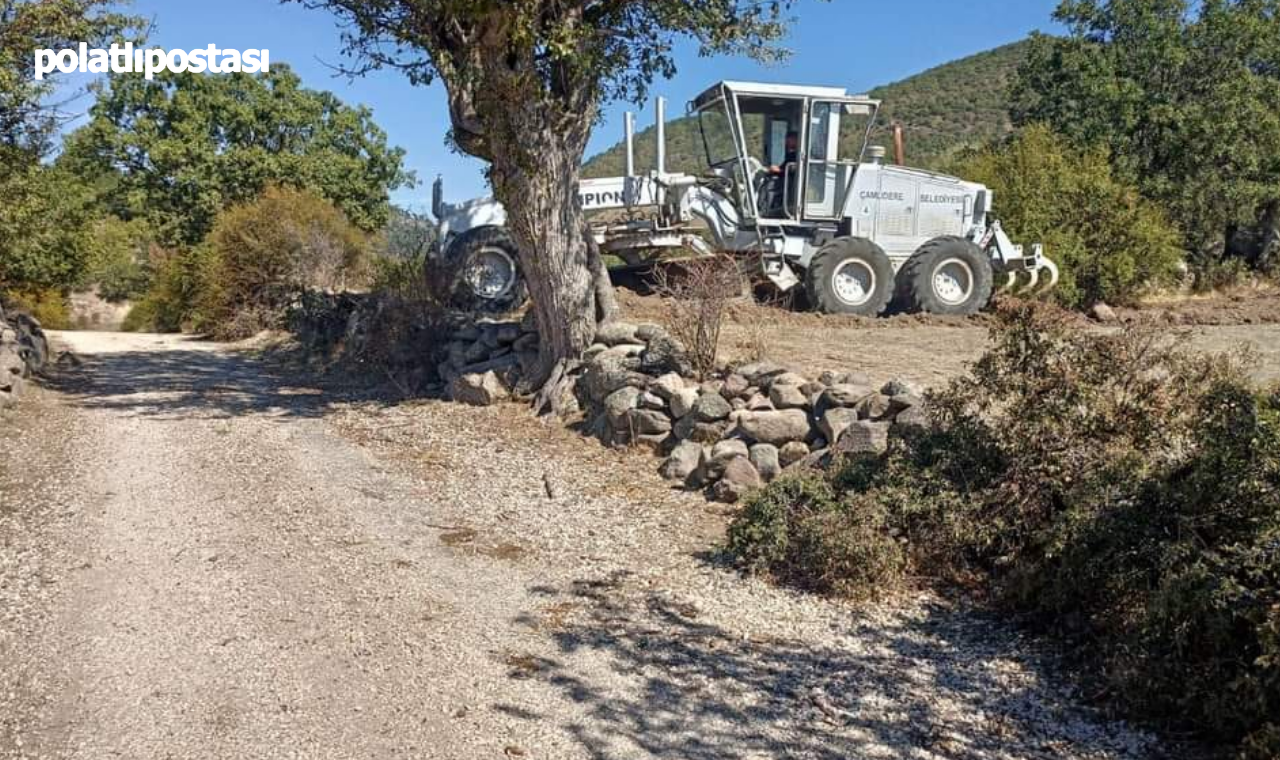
430 80 1058 316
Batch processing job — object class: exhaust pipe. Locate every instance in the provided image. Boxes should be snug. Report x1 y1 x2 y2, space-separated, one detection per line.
892 124 906 166
624 111 636 178
656 97 667 176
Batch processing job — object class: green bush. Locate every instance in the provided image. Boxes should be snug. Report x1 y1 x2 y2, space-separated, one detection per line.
950 125 1186 307
206 186 371 339
123 245 221 333
80 216 155 302
727 300 1280 749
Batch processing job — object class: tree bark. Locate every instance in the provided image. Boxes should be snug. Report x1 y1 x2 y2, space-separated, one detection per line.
488 120 600 415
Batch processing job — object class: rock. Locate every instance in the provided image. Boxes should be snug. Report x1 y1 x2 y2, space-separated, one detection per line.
639 334 692 376
691 392 733 422
821 383 876 408
626 408 673 435
464 340 491 364
601 344 645 359
891 404 930 437
888 393 922 416
738 409 813 446
1089 302 1117 323
669 388 700 419
636 323 668 342
857 393 895 421
580 353 647 404
452 324 481 342
819 407 860 444
721 373 750 399
494 323 522 344
582 343 609 362
749 443 781 482
714 457 762 503
596 321 641 346
632 433 671 453
758 371 807 391
778 440 810 467
800 380 826 398
706 439 750 479
839 371 873 387
604 386 644 426
638 391 666 411
784 448 832 473
735 361 785 385
660 441 704 482
673 416 733 443
745 393 774 411
832 420 891 456
768 382 808 410
650 372 688 401
449 371 509 406
730 397 747 411
881 378 923 397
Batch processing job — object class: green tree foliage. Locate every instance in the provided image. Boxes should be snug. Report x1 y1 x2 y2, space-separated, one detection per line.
80 216 156 302
1013 0 1280 268
728 301 1280 752
62 65 412 246
951 125 1184 306
583 41 1031 179
0 0 144 297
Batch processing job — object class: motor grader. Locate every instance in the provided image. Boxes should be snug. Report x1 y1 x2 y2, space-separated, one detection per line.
429 80 1058 317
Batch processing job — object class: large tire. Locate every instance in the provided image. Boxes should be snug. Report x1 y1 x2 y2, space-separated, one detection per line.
434 226 529 314
804 237 895 316
899 236 994 316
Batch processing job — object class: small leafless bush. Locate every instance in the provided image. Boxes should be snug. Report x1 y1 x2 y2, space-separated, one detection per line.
652 256 744 379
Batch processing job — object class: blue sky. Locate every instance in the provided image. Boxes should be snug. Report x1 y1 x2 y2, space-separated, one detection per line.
89 0 1064 209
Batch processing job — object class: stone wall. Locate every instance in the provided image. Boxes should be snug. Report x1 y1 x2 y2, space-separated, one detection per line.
440 315 929 503
0 306 49 409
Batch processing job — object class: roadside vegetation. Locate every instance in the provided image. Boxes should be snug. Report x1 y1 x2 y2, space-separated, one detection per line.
728 300 1280 754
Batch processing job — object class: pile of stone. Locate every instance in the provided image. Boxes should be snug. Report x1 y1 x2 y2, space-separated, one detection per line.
441 315 929 503
0 305 49 409
438 310 542 406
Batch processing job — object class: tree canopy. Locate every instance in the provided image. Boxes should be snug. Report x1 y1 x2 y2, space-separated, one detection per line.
1013 0 1280 263
0 0 144 295
61 65 413 246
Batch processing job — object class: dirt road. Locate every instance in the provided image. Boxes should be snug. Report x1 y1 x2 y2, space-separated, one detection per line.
1 331 1159 759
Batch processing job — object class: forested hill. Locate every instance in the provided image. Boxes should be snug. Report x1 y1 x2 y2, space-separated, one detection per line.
582 40 1030 178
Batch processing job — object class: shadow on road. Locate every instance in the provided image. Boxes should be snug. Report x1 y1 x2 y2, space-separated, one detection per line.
499 572 1152 760
45 344 375 421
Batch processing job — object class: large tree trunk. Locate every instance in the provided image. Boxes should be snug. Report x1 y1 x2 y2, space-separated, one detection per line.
488 119 602 415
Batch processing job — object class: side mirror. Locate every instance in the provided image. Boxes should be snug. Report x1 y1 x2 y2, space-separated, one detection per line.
431 175 444 221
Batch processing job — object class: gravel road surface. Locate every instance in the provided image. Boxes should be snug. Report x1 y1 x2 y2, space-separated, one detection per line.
0 331 1160 759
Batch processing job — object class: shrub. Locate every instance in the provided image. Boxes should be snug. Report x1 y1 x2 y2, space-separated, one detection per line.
652 256 744 380
950 125 1185 307
727 300 1280 749
206 186 372 339
3 287 71 329
80 216 156 302
123 245 222 333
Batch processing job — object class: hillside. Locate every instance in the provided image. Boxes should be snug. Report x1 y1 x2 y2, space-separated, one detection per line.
582 40 1029 178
